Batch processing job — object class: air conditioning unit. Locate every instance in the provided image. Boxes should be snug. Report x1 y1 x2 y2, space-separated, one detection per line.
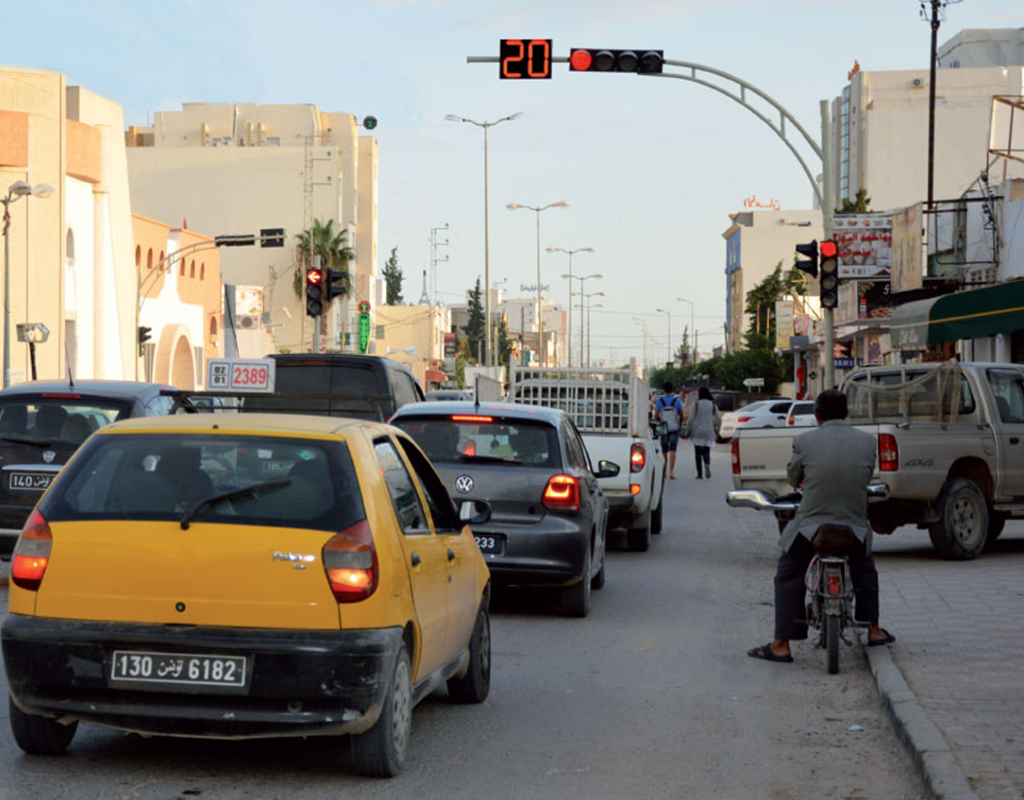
237 315 261 330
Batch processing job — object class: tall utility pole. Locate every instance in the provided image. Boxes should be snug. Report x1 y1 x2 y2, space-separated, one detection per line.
550 246 596 369
922 0 960 210
429 224 449 305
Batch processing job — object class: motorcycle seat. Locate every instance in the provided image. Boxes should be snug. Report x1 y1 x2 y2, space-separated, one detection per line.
811 523 857 557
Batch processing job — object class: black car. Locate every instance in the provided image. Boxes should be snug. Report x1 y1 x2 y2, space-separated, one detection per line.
241 354 424 421
0 380 177 560
391 402 618 618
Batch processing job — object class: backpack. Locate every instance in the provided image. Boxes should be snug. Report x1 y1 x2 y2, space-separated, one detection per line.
659 395 680 433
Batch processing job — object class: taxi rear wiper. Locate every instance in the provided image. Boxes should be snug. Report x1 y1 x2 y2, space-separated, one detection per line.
0 435 52 448
179 479 292 530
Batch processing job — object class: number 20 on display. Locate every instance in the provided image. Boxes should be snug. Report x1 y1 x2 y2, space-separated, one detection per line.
500 39 552 79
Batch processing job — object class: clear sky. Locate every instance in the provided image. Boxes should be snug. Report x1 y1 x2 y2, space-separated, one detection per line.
4 0 1021 364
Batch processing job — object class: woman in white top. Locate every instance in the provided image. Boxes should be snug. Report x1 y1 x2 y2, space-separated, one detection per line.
688 386 721 479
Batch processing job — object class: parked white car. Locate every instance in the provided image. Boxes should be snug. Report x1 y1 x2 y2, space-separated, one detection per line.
719 399 793 439
785 400 818 428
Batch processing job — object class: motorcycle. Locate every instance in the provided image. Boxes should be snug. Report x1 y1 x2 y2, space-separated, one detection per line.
726 484 887 675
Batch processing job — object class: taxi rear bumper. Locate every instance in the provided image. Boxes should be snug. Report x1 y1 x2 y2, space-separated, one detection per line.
1 614 403 739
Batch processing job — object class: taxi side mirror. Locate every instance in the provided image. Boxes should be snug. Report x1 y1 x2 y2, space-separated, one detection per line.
459 500 492 525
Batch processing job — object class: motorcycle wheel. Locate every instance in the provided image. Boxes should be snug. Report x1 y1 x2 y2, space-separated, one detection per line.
826 615 840 675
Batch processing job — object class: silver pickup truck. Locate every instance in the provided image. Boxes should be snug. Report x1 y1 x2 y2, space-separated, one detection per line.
731 362 1024 560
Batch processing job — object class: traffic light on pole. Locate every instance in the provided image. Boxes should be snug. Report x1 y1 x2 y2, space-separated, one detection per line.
323 268 347 304
138 325 152 356
568 48 664 74
819 239 839 309
795 240 819 278
305 267 324 318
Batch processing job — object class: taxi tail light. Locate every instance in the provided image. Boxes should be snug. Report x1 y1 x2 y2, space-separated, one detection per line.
543 474 580 512
732 438 740 475
630 442 646 473
11 509 53 591
323 520 379 603
878 433 899 472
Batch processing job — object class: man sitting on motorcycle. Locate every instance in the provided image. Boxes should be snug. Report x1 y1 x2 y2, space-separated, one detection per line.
748 388 896 663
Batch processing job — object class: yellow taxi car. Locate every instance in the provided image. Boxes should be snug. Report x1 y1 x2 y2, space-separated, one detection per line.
1 413 491 777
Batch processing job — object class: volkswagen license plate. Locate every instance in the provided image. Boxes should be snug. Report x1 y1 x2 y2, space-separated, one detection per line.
473 533 506 555
110 651 247 690
8 472 53 491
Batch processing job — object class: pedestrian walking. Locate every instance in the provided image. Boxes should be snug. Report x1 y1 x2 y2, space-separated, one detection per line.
686 386 721 479
654 381 684 480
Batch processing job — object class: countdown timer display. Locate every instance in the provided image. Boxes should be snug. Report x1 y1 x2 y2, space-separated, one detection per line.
499 39 552 79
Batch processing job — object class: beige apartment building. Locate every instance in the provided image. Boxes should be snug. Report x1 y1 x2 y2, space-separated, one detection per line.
126 103 378 356
0 66 138 384
372 304 452 388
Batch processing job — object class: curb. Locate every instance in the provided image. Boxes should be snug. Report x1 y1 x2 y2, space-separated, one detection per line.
860 633 980 800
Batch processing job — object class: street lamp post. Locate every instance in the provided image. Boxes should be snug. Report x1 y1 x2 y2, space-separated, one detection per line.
655 308 672 367
446 112 523 371
574 274 602 367
574 290 604 367
550 246 595 369
677 297 696 364
2 181 54 388
587 301 604 368
507 200 570 368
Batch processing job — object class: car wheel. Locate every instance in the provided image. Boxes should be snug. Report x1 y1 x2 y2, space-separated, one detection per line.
562 545 591 618
447 604 491 704
9 698 77 755
651 486 664 535
351 644 412 777
627 510 652 552
928 477 988 560
590 554 606 590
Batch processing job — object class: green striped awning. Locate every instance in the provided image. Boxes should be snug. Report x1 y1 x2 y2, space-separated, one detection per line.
890 280 1024 349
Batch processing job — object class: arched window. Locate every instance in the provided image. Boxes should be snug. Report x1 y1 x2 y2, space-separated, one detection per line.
210 316 218 337
159 251 165 271
179 259 186 276
190 260 195 278
147 248 153 270
66 229 75 265
135 245 141 267
200 262 205 281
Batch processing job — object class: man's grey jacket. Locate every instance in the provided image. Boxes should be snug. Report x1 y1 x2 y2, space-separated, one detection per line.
780 419 877 554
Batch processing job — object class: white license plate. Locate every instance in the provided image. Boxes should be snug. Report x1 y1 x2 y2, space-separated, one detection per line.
474 534 506 555
8 472 54 491
110 651 247 688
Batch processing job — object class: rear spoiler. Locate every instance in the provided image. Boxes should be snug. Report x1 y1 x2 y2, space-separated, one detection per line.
160 390 394 423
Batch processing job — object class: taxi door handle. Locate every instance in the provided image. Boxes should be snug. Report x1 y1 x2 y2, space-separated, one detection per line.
410 553 421 567
447 548 456 562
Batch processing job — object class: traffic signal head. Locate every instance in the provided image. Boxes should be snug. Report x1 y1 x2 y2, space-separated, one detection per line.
323 267 349 304
569 48 663 74
137 325 152 356
795 240 819 278
819 239 839 309
306 268 324 318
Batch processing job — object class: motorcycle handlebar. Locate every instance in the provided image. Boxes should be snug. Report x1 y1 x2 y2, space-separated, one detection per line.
726 483 887 512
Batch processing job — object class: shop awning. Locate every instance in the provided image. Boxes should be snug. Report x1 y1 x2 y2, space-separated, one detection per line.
890 280 1024 349
425 369 448 383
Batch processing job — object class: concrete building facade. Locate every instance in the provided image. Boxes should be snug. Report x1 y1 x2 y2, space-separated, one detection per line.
372 304 452 387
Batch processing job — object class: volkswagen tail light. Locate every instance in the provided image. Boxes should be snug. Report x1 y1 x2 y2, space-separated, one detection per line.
630 442 646 473
12 509 53 591
878 434 899 473
543 474 580 512
323 520 379 603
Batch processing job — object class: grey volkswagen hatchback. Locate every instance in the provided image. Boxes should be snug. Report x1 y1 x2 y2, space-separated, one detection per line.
391 402 617 617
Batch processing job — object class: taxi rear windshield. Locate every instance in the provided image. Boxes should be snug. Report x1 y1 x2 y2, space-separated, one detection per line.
394 416 561 468
0 398 130 447
40 434 365 531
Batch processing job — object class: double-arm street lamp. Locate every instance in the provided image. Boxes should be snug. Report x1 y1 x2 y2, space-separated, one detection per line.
507 200 570 367
677 297 696 364
573 274 602 368
573 289 604 368
2 180 54 388
550 246 595 368
445 112 523 370
655 308 672 367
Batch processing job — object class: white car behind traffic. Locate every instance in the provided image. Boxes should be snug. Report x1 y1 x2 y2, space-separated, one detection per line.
718 399 795 440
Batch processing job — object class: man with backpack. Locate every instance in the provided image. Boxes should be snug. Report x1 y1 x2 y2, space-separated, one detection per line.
654 381 685 480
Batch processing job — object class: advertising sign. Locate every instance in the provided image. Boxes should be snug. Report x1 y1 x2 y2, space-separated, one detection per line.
443 332 457 359
834 213 893 278
206 358 276 392
358 301 371 355
774 300 794 349
891 203 924 293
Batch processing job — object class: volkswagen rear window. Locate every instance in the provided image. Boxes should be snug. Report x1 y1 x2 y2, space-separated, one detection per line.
41 434 365 531
394 416 561 468
0 398 131 447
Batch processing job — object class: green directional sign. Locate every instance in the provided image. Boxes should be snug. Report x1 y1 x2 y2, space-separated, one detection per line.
358 301 371 354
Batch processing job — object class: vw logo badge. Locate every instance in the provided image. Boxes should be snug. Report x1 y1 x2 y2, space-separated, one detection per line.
455 475 474 494
42 451 56 464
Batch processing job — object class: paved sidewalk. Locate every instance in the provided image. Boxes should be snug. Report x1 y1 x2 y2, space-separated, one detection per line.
866 527 1024 800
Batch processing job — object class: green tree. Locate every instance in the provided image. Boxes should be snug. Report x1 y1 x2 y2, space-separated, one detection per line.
675 326 691 365
455 339 473 387
837 187 872 214
744 261 805 348
462 278 486 363
382 246 403 305
496 317 514 370
293 218 354 299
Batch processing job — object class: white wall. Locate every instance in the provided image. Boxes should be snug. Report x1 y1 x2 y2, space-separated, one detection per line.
63 177 95 378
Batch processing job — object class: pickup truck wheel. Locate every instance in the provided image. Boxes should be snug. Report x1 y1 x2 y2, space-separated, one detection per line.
928 477 989 560
627 511 652 552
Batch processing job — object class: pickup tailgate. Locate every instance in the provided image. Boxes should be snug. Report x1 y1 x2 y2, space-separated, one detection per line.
731 427 814 494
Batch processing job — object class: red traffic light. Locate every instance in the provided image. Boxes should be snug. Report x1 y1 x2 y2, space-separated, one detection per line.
306 268 323 285
569 49 593 71
819 240 838 259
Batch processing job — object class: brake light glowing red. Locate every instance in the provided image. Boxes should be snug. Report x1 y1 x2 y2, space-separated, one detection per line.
827 573 843 596
732 438 740 475
630 484 641 495
11 509 53 591
322 520 378 603
543 474 580 512
452 415 494 423
630 442 646 473
878 433 899 472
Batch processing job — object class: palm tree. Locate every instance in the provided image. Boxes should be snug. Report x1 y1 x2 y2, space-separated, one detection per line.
293 219 355 298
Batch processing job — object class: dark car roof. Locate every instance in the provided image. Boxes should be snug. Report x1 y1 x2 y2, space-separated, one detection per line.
270 352 417 375
0 380 168 401
391 401 565 426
